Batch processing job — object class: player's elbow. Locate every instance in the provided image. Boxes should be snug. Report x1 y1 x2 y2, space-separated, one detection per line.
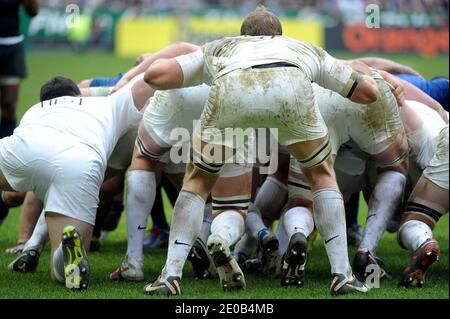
144 60 166 90
351 77 379 104
145 59 183 90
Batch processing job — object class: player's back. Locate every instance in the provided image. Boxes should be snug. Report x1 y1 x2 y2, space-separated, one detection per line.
16 88 142 165
203 36 323 80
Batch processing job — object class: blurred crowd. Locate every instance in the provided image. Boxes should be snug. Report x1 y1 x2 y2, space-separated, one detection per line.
38 0 448 27
40 0 450 13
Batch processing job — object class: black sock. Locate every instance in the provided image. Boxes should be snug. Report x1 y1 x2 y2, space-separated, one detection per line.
150 185 169 230
0 117 16 139
345 192 360 228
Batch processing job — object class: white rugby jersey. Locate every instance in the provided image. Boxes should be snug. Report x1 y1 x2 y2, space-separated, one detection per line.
16 84 143 166
175 35 357 97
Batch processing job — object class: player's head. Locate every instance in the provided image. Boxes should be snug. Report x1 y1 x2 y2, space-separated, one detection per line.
40 76 81 101
240 5 282 36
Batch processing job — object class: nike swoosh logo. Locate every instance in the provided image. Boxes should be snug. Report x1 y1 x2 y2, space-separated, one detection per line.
146 285 166 291
294 227 303 231
325 235 339 244
366 214 376 219
174 239 190 246
137 225 146 230
345 283 368 292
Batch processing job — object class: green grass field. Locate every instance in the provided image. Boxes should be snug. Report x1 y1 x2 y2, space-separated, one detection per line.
0 52 448 299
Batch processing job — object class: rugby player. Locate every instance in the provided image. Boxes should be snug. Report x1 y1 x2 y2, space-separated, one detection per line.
142 6 380 296
0 74 151 290
396 101 448 288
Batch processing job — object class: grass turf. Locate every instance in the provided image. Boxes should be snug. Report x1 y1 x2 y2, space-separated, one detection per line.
0 52 448 299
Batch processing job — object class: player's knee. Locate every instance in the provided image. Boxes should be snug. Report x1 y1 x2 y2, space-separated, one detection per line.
2 191 26 207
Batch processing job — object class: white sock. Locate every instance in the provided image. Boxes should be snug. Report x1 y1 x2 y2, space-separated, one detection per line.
125 170 156 261
233 232 257 258
23 212 49 254
255 176 288 225
210 210 245 247
276 217 289 255
246 203 268 240
52 244 65 284
398 220 433 251
162 190 205 278
283 206 314 239
198 203 213 245
313 188 351 276
360 171 406 254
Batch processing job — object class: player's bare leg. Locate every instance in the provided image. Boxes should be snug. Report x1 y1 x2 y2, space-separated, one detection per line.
111 123 168 282
398 126 448 288
46 212 92 291
144 141 224 295
354 132 409 283
397 177 447 288
246 152 289 274
207 167 252 291
279 163 314 287
287 136 368 295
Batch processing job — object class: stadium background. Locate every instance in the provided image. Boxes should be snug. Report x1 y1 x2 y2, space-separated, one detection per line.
0 0 448 299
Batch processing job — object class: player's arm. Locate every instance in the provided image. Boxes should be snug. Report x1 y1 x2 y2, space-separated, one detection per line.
317 50 379 104
396 75 448 123
352 57 422 77
378 70 405 107
114 42 200 91
23 0 41 17
144 49 205 90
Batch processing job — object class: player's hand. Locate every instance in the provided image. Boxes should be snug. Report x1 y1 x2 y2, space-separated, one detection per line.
379 70 405 107
135 53 152 66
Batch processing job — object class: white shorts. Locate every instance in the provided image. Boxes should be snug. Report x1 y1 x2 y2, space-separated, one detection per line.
143 85 210 148
220 163 252 178
314 70 402 156
0 127 104 225
197 67 328 152
349 71 403 155
423 125 449 190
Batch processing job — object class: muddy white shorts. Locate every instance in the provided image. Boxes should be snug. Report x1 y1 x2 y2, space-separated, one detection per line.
423 125 449 190
196 67 328 153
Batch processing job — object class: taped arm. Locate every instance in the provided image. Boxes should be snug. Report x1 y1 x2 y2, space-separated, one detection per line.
317 52 379 104
114 42 200 91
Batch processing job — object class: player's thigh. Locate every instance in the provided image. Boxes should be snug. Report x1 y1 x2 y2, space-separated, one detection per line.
408 176 449 215
371 131 409 174
182 162 220 200
212 167 252 198
287 137 337 191
136 121 170 161
211 165 252 217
